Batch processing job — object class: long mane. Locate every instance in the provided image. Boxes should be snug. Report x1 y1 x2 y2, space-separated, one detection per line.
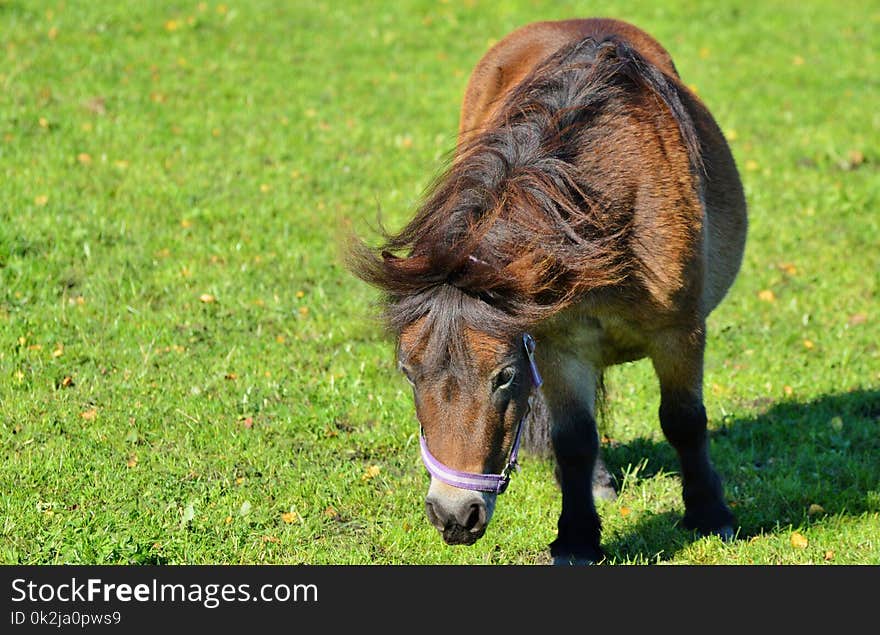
349 35 702 368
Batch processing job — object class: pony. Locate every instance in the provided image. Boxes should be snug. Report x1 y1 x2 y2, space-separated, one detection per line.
349 18 747 564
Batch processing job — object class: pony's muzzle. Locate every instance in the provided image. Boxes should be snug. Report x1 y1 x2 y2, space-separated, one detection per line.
425 481 496 545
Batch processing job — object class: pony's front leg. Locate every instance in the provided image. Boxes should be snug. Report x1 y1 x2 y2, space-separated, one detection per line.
540 355 603 565
651 325 736 539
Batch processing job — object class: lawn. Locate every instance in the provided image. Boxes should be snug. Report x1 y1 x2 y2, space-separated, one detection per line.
1 0 877 565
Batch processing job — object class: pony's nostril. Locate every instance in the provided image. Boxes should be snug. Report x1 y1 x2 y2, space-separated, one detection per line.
424 499 445 531
463 502 486 532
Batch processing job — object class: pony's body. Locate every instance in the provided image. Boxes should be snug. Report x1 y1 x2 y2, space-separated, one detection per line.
351 18 746 563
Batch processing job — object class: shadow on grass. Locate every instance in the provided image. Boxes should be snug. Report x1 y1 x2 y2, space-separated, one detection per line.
599 389 880 562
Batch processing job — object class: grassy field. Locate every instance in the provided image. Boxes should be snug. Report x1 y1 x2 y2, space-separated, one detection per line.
1 0 877 565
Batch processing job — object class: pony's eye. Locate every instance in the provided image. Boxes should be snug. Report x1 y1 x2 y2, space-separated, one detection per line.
492 367 516 392
399 364 416 386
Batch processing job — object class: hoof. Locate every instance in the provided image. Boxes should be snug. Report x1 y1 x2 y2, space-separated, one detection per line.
552 554 600 566
683 503 737 540
549 542 605 566
711 525 736 542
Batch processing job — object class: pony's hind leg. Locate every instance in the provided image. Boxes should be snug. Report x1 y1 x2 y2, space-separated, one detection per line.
540 354 604 564
650 325 736 539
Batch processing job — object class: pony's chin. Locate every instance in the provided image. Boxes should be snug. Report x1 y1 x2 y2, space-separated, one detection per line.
440 524 486 546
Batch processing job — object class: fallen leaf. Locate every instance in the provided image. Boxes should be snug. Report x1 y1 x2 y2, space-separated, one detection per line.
803 339 815 350
758 289 776 302
298 306 309 316
848 313 867 326
280 512 298 524
224 372 237 380
783 385 794 396
790 531 808 549
361 465 381 481
777 262 798 276
242 417 253 429
83 97 106 115
824 550 834 561
38 117 49 128
77 153 92 165
126 453 138 468
323 506 338 519
199 293 215 303
262 535 280 543
34 194 49 206
61 376 74 388
847 150 864 167
807 504 825 516
52 343 64 358
81 408 97 420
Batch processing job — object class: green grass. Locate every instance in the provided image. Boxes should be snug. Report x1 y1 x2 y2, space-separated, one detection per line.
1 0 877 565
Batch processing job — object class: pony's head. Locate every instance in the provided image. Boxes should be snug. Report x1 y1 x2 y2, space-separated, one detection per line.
396 303 540 544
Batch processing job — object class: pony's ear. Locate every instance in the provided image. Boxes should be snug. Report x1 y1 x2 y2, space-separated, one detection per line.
448 252 505 293
459 254 495 278
376 251 438 292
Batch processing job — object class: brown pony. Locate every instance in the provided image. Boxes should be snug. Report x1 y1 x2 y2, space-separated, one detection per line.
349 18 747 564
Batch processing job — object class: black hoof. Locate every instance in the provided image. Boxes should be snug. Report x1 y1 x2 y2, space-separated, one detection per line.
683 505 737 541
552 554 600 566
711 525 736 542
550 540 604 566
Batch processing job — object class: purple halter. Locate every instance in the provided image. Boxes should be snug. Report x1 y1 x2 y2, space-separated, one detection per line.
419 333 543 495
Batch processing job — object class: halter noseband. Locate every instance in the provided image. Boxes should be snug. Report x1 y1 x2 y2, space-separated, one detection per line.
418 333 543 495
